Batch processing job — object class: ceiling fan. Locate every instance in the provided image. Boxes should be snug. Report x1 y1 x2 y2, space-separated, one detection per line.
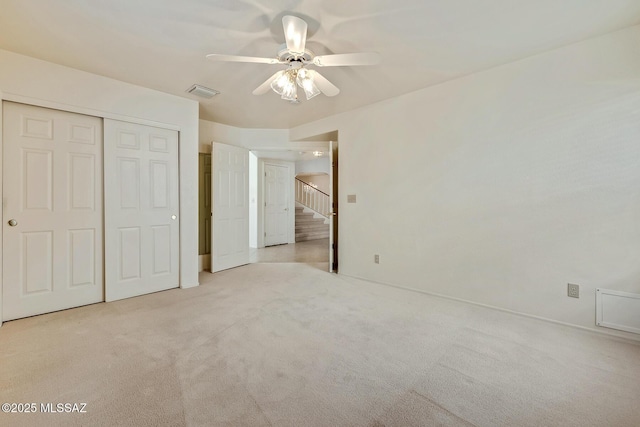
206 15 381 103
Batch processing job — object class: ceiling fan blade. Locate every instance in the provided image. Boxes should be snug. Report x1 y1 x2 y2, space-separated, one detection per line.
252 71 284 95
311 71 340 97
206 54 280 64
282 15 307 55
312 52 381 67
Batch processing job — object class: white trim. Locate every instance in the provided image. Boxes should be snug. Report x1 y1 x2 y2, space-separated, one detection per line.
340 273 640 343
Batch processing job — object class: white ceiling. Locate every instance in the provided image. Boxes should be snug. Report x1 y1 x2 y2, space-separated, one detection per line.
1 0 640 129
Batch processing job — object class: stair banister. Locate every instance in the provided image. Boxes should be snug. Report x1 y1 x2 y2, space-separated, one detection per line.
295 178 330 218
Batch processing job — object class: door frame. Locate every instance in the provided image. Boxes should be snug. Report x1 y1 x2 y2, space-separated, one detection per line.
256 158 295 249
0 94 6 325
0 92 183 326
329 140 339 273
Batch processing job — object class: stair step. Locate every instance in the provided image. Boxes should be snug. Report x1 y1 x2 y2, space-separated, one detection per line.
296 221 328 228
296 218 325 225
296 233 329 239
296 225 329 232
295 205 328 237
295 213 316 219
296 220 328 227
296 230 330 242
295 226 329 233
295 207 328 218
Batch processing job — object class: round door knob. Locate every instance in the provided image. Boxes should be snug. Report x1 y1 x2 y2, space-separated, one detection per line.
8 219 17 227
171 215 177 220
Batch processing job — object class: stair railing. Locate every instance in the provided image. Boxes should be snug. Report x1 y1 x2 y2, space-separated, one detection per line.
295 178 330 218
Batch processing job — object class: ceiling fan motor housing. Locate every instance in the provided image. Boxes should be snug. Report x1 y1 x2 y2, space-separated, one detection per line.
277 45 314 64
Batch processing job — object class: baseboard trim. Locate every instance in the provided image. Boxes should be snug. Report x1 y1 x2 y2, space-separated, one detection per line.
339 272 640 344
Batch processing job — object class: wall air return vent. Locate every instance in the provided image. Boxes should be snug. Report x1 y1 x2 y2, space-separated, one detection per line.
186 84 219 99
596 288 640 334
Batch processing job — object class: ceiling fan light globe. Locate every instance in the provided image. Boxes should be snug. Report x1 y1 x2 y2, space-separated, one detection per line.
296 67 309 81
280 81 298 101
270 72 290 95
303 81 321 100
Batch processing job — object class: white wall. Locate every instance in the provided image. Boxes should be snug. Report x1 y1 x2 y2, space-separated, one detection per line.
0 49 199 323
297 173 330 195
291 26 640 338
199 120 289 149
200 119 328 152
295 157 331 175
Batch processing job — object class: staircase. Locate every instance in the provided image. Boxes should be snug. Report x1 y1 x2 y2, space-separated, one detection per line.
295 206 329 242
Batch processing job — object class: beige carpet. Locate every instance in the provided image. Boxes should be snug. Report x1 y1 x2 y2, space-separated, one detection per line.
1 262 639 426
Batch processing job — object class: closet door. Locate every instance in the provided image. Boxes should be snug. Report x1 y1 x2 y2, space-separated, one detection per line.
2 102 103 321
104 119 179 301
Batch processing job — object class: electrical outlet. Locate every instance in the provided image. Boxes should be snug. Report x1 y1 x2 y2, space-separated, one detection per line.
568 283 579 298
374 254 380 264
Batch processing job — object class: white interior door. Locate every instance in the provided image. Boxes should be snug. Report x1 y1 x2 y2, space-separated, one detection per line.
329 140 338 273
104 119 179 301
264 163 289 246
212 143 249 272
2 102 103 321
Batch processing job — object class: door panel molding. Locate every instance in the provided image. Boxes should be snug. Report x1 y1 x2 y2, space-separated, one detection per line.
264 163 290 247
212 143 249 272
104 119 179 302
2 101 103 321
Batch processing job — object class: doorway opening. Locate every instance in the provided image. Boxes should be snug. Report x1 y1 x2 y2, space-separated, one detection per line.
200 133 339 275
247 146 336 271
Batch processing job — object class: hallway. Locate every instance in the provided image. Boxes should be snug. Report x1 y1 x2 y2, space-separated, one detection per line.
250 238 329 265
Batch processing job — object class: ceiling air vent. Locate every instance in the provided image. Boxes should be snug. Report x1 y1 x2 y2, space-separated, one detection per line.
186 84 219 99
